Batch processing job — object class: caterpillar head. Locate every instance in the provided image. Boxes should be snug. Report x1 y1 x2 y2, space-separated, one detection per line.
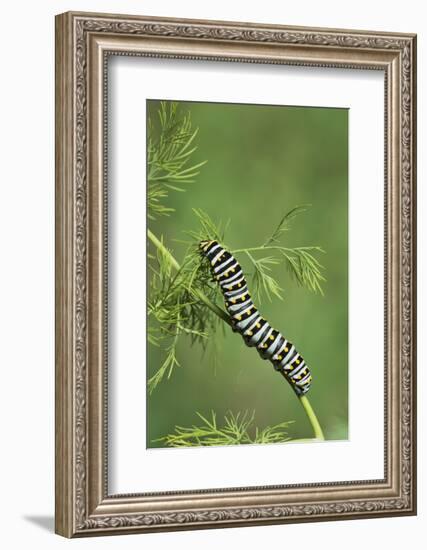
199 240 217 254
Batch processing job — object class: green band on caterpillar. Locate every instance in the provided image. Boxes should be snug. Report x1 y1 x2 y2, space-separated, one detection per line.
200 239 312 396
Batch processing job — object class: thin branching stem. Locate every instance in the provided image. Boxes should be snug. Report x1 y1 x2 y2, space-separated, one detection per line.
148 228 325 441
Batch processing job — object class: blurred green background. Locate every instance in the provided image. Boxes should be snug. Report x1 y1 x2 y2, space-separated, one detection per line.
147 99 348 446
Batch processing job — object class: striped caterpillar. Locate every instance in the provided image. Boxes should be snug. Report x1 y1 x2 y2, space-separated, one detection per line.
200 240 312 396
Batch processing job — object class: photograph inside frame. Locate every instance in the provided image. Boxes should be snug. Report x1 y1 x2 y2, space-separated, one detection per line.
146 99 349 449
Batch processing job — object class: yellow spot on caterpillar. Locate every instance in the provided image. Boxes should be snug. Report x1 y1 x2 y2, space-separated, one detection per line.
285 347 289 352
231 268 235 273
241 295 245 302
236 315 241 320
277 355 283 360
246 331 253 336
238 283 242 287
231 299 236 304
256 323 261 329
269 335 274 341
296 359 300 364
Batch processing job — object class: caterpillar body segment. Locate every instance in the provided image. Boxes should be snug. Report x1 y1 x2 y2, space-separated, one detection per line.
200 240 312 396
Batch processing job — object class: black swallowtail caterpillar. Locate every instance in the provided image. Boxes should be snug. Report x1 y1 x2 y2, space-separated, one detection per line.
200 240 312 396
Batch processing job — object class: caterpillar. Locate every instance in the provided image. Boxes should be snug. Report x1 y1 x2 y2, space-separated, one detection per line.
200 240 312 396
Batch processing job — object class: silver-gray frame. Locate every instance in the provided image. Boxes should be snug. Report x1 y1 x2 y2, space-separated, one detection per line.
55 11 417 538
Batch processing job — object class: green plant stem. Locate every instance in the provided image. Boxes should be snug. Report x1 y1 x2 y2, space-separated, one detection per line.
299 395 325 440
148 228 325 441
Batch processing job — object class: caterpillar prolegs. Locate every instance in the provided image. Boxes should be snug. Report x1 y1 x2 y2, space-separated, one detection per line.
200 240 312 396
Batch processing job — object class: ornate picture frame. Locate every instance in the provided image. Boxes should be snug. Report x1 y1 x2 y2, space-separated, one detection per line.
55 11 417 537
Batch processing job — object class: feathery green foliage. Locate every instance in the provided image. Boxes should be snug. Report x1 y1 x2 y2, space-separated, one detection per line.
231 205 326 301
148 231 223 393
147 101 207 220
154 411 294 447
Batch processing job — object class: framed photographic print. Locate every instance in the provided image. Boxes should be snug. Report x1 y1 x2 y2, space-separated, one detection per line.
55 11 417 537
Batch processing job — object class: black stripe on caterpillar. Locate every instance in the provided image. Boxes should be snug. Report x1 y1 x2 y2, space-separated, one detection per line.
200 240 312 396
